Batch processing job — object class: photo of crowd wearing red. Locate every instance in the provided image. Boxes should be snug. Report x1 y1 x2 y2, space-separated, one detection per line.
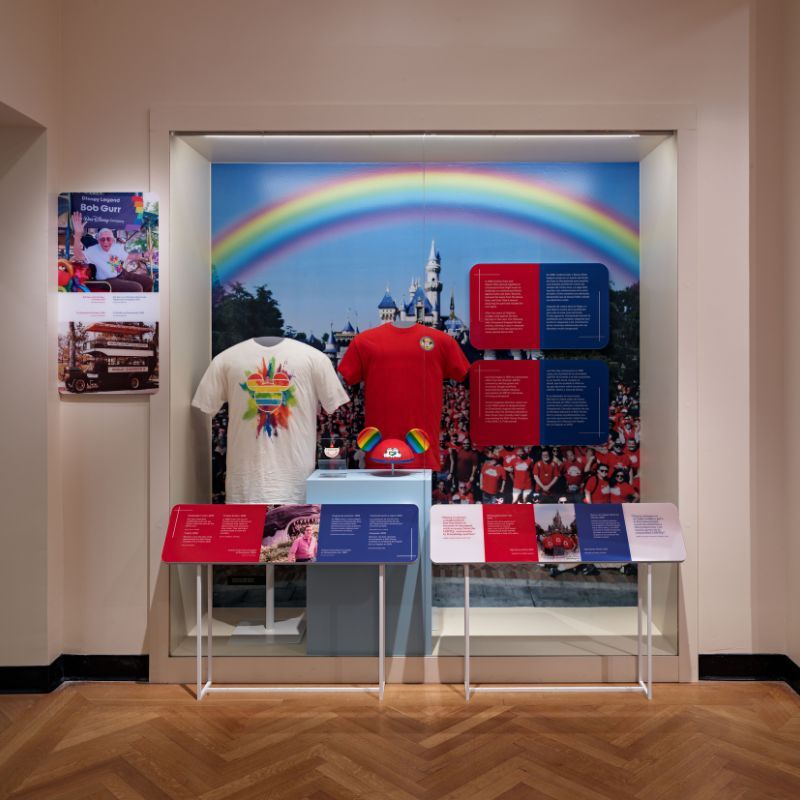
211 378 641 509
429 380 640 507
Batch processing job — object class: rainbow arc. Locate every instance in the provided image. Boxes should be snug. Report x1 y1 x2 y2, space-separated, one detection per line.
212 167 639 286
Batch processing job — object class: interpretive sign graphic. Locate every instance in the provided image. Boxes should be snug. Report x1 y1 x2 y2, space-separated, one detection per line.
162 504 267 563
469 263 609 350
70 193 147 231
316 504 418 563
57 191 159 395
430 502 685 564
163 503 418 565
470 359 608 446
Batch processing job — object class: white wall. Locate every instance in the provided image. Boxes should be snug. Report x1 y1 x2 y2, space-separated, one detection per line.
0 0 59 127
0 0 62 666
749 0 788 655
782 1 800 665
55 0 756 660
5 0 793 666
0 128 51 665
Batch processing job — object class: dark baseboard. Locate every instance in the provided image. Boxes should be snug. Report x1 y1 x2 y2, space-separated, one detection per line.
0 655 148 694
4 653 798 695
700 653 800 695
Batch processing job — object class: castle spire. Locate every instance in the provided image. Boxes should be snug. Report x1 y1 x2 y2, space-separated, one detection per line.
427 239 439 264
424 239 442 322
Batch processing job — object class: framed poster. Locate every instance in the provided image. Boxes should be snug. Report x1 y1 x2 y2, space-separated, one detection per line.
57 192 159 395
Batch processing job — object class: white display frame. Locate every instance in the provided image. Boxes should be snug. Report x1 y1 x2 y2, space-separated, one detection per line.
148 105 697 686
193 563 387 700
462 563 656 701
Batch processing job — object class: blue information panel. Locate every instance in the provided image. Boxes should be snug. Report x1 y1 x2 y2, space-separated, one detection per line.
574 505 632 562
469 263 609 351
539 263 609 349
539 360 609 446
317 504 419 564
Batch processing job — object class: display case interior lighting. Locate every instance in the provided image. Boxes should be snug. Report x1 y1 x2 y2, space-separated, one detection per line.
201 133 642 140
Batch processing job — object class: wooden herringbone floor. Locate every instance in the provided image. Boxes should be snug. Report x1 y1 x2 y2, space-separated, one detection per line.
1 682 799 799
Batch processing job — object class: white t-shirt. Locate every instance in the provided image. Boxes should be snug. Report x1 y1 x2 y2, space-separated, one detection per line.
84 241 129 280
192 338 349 504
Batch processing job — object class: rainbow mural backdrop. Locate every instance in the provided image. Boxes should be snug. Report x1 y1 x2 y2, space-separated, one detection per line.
211 162 639 339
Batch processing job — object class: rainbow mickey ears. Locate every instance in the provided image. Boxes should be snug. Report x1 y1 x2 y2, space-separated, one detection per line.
357 427 430 464
405 428 430 455
356 426 382 452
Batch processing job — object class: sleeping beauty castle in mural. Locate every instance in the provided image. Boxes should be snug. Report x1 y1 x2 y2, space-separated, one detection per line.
324 240 468 364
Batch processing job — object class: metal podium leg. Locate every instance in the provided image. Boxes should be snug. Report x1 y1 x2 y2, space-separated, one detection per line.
637 565 643 690
265 564 275 630
647 563 653 700
196 565 202 700
207 564 213 688
379 564 385 700
464 564 470 702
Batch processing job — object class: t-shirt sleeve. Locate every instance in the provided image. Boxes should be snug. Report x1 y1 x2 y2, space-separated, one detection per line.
441 336 470 381
83 244 100 264
337 338 364 385
314 353 350 414
192 357 226 415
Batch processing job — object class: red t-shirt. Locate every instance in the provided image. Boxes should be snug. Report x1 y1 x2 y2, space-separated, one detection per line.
432 488 451 504
601 451 630 471
455 448 479 482
610 481 637 503
561 457 586 490
338 324 469 469
585 475 611 504
512 457 533 490
439 447 453 472
621 426 637 442
533 460 560 491
480 464 503 494
501 449 519 472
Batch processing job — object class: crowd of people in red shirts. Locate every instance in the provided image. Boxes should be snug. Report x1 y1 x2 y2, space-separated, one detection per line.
213 367 641 509
432 380 641 506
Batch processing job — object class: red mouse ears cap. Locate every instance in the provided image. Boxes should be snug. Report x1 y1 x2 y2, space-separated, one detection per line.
356 427 430 463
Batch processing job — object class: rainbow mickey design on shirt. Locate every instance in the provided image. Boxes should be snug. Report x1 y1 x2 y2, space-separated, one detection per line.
108 254 124 274
240 356 296 438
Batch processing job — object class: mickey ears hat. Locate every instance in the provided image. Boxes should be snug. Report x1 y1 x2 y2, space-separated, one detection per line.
357 427 430 453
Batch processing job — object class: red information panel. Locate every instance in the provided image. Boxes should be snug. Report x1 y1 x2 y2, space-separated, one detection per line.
483 505 537 562
162 504 267 563
470 263 540 350
470 360 540 446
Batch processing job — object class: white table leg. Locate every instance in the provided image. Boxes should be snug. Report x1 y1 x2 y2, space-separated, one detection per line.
379 564 385 700
637 564 643 688
647 563 653 700
207 564 213 688
464 564 470 702
196 564 202 700
265 564 275 631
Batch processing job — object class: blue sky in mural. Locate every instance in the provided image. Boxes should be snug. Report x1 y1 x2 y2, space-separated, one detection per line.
211 162 639 338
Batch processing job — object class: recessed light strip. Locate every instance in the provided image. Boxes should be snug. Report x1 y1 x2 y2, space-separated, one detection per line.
201 133 642 140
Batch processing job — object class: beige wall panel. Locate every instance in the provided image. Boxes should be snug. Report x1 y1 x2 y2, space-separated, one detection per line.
61 398 149 654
